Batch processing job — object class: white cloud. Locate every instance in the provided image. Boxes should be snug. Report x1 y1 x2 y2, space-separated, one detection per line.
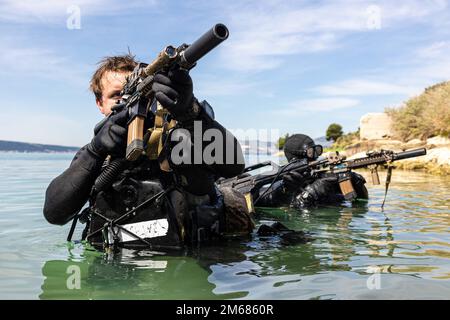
364 40 450 98
277 97 360 116
314 79 420 97
310 38 450 107
0 36 89 85
194 74 273 98
0 0 158 23
217 0 449 72
195 77 256 97
416 41 450 59
412 41 450 83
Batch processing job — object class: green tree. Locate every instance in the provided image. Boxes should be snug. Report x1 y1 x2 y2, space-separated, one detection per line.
277 133 290 150
326 124 344 142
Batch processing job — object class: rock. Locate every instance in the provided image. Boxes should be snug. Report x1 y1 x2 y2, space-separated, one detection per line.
360 113 394 140
377 140 404 150
395 146 450 174
406 139 423 147
343 139 403 157
421 147 450 166
427 136 450 147
403 138 426 150
347 151 367 160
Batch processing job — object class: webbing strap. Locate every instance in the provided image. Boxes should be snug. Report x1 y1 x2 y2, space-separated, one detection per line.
381 165 394 210
145 102 177 172
146 102 166 160
67 213 79 242
86 188 171 248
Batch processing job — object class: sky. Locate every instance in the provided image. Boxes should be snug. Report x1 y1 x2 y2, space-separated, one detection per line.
1 0 450 147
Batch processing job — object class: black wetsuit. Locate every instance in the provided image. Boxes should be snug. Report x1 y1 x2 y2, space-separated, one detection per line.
257 172 369 209
43 109 244 226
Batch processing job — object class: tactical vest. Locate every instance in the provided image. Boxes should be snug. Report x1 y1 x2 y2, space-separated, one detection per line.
71 100 253 251
78 159 253 252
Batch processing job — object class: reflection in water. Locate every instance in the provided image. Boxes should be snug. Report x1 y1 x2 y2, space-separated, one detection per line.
40 241 265 300
40 245 248 300
38 170 450 300
1 153 449 299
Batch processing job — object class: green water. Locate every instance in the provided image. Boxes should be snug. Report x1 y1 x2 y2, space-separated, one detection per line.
0 153 449 300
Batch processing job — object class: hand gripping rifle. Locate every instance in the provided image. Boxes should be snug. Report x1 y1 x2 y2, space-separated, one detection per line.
217 148 427 213
119 24 229 163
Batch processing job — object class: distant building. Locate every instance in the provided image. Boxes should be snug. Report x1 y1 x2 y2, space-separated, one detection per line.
360 113 394 140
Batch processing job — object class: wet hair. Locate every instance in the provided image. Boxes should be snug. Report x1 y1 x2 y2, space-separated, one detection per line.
284 134 315 162
89 54 138 101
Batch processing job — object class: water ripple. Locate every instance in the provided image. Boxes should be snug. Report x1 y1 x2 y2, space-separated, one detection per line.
0 154 449 299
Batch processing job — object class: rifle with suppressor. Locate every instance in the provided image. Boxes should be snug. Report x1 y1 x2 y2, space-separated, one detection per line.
95 24 229 165
217 158 328 213
310 148 427 207
217 148 427 212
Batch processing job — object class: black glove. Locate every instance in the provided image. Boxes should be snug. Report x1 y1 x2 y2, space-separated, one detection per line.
299 175 338 206
152 68 194 121
88 106 128 158
350 172 369 199
282 171 306 191
351 172 366 186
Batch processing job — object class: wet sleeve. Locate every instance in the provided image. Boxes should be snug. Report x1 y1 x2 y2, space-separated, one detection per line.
256 181 292 208
43 145 104 225
202 118 245 179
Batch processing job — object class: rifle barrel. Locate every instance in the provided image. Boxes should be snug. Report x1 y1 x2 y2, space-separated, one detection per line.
181 24 229 67
347 148 427 169
394 148 427 161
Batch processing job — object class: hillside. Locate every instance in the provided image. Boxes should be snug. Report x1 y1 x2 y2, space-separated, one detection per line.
0 140 79 153
386 81 450 141
325 81 450 175
314 136 333 148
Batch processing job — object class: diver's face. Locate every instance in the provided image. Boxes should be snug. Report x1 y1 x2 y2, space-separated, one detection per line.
295 144 323 162
96 71 130 116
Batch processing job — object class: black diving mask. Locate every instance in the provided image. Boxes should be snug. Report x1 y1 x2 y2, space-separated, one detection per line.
292 145 323 160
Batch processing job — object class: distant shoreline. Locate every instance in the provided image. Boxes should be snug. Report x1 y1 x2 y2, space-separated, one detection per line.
0 150 77 154
0 140 79 153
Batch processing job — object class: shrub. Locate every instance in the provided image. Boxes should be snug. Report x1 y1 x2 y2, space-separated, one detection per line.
277 133 290 150
386 81 450 141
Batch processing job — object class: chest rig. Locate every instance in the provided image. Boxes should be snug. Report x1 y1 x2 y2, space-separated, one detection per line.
67 101 226 252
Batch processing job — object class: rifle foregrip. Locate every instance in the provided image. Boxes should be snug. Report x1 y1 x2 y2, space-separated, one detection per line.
126 116 145 161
